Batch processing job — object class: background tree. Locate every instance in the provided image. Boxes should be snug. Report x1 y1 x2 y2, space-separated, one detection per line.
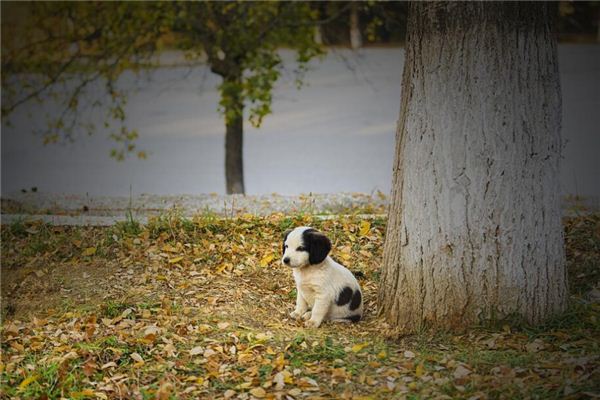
378 2 568 332
175 3 322 194
1 2 322 194
349 2 362 50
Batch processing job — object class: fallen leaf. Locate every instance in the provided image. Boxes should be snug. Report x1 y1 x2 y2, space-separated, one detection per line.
273 371 285 390
525 339 545 353
274 352 285 370
255 332 272 341
217 322 230 330
130 352 144 365
203 348 217 358
249 387 266 398
224 390 237 399
351 342 369 352
18 375 38 390
82 360 98 377
101 362 117 370
359 221 371 236
3 323 20 337
404 350 416 359
10 341 24 352
156 382 174 400
82 247 97 256
453 365 472 379
189 346 203 356
259 254 274 267
70 389 95 397
415 362 425 377
162 244 179 253
168 256 184 264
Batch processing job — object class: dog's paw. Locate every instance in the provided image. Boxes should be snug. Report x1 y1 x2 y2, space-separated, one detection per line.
301 311 312 321
304 319 321 328
290 310 302 320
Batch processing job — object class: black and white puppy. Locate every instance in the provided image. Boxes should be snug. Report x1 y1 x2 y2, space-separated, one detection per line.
282 227 363 328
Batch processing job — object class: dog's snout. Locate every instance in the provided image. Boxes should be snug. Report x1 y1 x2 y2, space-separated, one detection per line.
283 257 291 265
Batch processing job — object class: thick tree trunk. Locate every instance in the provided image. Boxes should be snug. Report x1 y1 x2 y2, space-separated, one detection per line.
223 76 245 195
378 2 567 332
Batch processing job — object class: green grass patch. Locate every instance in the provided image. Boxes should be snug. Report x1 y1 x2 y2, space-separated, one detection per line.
101 301 135 318
455 349 536 370
286 335 347 368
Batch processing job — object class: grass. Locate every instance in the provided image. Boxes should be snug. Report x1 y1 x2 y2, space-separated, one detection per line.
565 213 600 295
1 212 598 399
454 348 536 370
114 209 143 237
287 335 347 367
101 300 135 318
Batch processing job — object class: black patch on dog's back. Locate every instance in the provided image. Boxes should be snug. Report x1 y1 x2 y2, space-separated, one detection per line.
344 314 361 323
349 290 362 311
336 286 353 306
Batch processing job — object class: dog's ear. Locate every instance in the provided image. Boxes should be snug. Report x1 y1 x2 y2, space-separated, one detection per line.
283 229 292 253
305 230 331 264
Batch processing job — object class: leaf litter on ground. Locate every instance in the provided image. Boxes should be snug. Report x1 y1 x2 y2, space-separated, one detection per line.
1 212 599 399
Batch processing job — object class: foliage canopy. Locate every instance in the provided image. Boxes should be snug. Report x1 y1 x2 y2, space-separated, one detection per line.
1 2 322 159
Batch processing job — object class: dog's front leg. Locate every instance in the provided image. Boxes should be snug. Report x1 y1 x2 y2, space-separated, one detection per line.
305 295 330 328
290 289 308 320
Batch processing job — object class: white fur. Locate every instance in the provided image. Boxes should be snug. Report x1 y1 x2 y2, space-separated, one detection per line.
282 227 363 328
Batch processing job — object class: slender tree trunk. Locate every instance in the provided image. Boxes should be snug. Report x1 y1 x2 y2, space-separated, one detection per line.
378 2 567 332
597 9 600 43
223 75 245 195
314 25 323 45
349 2 362 49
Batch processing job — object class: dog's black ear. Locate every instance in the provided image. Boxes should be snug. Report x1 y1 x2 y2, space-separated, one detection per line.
283 229 292 253
305 230 331 264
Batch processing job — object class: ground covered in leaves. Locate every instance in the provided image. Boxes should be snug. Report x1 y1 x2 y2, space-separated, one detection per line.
1 212 599 399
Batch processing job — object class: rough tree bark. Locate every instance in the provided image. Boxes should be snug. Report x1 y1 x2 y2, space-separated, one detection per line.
378 2 567 332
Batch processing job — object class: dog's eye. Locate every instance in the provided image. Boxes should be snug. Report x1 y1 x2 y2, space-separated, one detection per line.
296 246 305 251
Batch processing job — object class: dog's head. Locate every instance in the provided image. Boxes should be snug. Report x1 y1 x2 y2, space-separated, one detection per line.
282 227 331 268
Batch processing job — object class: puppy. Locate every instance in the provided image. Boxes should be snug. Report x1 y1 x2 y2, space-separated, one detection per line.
282 227 363 328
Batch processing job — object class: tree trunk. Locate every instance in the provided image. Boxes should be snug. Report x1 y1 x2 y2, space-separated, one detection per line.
314 25 323 45
597 9 600 43
223 75 245 195
349 2 362 49
378 2 567 332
